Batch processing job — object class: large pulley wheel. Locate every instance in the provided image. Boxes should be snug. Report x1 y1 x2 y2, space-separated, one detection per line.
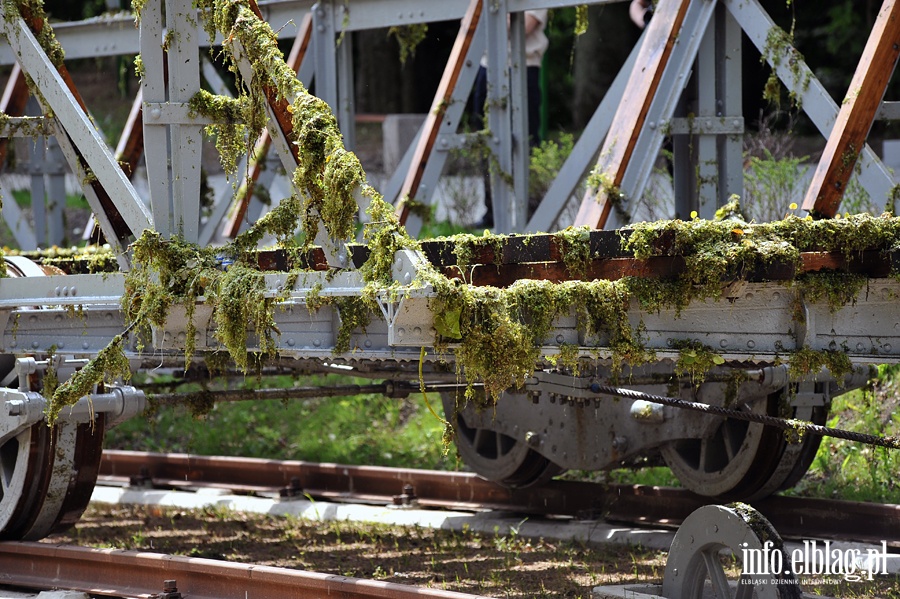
662 504 802 599
661 393 787 501
441 393 561 488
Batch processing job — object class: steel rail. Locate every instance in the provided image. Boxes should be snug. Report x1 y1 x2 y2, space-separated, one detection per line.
99 451 900 546
0 541 491 599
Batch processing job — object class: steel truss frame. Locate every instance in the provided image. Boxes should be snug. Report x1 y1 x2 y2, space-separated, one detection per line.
0 0 900 538
0 2 894 423
0 0 895 372
2 0 896 244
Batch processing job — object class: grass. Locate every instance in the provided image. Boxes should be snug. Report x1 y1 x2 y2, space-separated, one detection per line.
53 503 671 598
106 365 900 505
10 188 90 210
52 503 900 598
789 366 900 503
105 373 453 470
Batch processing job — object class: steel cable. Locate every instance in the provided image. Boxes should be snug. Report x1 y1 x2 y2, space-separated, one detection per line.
590 384 900 450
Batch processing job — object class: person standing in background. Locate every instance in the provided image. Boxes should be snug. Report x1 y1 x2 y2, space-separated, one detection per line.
473 10 548 229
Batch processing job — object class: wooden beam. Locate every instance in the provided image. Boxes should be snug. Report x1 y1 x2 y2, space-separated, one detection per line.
573 0 692 229
394 0 482 223
114 88 144 179
225 10 313 238
802 0 900 218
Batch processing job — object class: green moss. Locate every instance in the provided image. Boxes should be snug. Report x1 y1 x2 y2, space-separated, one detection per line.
210 264 278 371
387 24 428 65
446 230 505 273
11 0 65 67
47 333 131 425
795 271 867 315
333 296 374 354
760 23 810 108
575 5 589 35
554 226 592 278
788 346 853 382
188 89 265 176
672 339 726 385
426 275 651 402
12 244 118 274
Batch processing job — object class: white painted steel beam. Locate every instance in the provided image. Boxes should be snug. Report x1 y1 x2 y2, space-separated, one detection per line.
0 7 152 238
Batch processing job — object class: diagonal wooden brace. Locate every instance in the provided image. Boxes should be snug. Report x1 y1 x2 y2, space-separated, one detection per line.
803 0 900 218
573 0 692 230
394 0 482 224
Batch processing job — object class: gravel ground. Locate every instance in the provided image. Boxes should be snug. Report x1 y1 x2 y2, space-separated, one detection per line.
44 504 900 598
47 504 666 598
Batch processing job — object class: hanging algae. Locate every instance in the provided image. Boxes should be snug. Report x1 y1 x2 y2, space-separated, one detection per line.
9 0 65 67
425 275 651 403
188 89 265 177
388 23 428 65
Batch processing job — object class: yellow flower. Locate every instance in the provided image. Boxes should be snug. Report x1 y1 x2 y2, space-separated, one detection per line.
690 210 698 219
789 202 798 210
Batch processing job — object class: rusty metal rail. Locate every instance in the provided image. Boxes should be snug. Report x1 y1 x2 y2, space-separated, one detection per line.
100 450 900 546
0 541 491 599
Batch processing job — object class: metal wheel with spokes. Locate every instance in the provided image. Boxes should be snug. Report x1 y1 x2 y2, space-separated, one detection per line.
442 393 561 488
662 504 802 599
661 394 787 501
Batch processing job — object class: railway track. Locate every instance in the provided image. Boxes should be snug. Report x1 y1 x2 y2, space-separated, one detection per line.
0 541 491 599
99 450 900 547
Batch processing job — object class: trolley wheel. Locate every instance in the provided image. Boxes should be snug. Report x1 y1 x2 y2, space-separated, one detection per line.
776 405 827 492
14 416 106 540
662 504 802 599
660 393 787 501
746 404 828 499
0 257 107 540
0 422 53 537
442 393 561 488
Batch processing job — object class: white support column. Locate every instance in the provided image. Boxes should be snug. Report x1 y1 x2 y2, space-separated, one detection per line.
484 0 514 234
165 0 202 242
717 4 743 204
312 1 338 114
337 22 355 150
46 135 66 245
696 17 718 219
509 10 529 231
139 0 172 237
